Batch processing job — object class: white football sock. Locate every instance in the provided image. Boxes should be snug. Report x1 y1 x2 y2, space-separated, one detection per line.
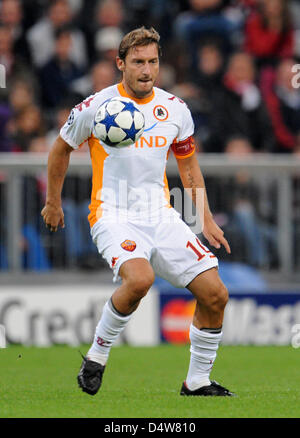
185 324 223 391
87 299 133 366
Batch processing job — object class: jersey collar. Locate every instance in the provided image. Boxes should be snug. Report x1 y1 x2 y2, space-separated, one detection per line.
117 82 155 104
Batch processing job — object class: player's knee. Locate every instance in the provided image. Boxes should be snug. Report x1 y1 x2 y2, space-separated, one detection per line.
217 283 229 310
203 282 228 313
126 271 155 299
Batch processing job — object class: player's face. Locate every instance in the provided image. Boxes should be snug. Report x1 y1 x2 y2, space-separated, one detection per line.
117 43 159 99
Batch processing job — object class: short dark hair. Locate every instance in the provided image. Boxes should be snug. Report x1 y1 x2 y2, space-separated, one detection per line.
118 26 161 61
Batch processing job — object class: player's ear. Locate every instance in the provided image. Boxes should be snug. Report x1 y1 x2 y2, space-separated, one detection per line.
116 57 125 72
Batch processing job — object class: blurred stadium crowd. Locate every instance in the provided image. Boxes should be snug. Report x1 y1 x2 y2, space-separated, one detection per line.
2 0 300 155
1 0 300 272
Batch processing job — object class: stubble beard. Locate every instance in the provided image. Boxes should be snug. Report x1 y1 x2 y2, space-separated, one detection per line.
126 77 154 99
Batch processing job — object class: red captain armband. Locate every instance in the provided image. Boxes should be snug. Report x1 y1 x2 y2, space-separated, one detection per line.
171 136 195 159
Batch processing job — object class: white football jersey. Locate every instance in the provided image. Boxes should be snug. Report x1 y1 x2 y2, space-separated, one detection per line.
60 83 195 228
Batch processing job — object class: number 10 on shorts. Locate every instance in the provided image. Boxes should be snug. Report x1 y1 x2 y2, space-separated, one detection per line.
186 238 215 261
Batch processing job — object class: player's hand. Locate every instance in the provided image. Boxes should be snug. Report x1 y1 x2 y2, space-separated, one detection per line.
41 203 65 233
203 215 231 254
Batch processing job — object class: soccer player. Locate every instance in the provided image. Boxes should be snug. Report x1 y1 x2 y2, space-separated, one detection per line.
41 27 235 397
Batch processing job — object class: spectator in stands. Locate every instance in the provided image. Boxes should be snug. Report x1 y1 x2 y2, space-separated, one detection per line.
27 0 87 69
260 58 300 153
0 0 294 272
0 24 33 101
173 0 237 67
0 78 38 152
203 51 275 153
0 0 31 62
244 0 295 68
0 22 38 151
175 0 233 39
168 80 203 152
189 40 225 145
44 100 98 268
122 0 179 42
155 62 176 91
211 136 278 268
71 59 118 99
94 26 124 64
289 0 300 60
194 39 225 89
165 39 225 149
10 104 46 152
92 0 124 63
94 0 124 30
0 104 13 151
39 26 83 109
8 78 37 113
82 0 124 64
224 136 254 155
46 100 75 147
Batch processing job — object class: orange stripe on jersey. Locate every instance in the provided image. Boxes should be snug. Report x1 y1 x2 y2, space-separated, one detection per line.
117 82 155 105
171 136 195 159
163 170 172 208
88 134 109 228
163 149 172 208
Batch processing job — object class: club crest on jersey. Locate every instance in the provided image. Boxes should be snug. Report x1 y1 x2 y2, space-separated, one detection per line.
153 105 168 121
121 240 136 252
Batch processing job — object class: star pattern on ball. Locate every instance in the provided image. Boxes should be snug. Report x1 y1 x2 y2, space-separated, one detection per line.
93 97 145 147
120 101 140 142
104 111 120 131
122 101 139 114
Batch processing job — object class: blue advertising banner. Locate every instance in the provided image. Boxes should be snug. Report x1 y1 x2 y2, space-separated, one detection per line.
157 279 300 346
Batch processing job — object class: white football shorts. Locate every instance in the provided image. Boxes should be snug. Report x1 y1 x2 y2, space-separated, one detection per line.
91 208 218 289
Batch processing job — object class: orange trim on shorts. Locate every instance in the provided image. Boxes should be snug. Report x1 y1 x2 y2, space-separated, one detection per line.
88 134 109 228
117 82 155 104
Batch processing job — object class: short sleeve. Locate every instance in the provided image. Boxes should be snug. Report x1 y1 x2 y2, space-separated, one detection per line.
60 96 96 149
169 99 195 159
178 101 194 142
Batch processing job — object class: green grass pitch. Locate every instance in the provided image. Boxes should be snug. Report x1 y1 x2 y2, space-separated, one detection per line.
0 344 299 418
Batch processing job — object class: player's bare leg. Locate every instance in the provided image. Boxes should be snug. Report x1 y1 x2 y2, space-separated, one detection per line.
78 258 154 395
188 267 228 330
180 267 235 396
111 258 155 315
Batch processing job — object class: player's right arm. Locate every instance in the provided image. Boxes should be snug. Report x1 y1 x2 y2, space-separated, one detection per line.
41 136 73 232
41 94 100 231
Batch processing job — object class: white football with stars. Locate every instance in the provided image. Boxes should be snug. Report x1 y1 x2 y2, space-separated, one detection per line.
93 96 145 147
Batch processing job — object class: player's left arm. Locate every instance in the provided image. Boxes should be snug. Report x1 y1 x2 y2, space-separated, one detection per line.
176 151 231 254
